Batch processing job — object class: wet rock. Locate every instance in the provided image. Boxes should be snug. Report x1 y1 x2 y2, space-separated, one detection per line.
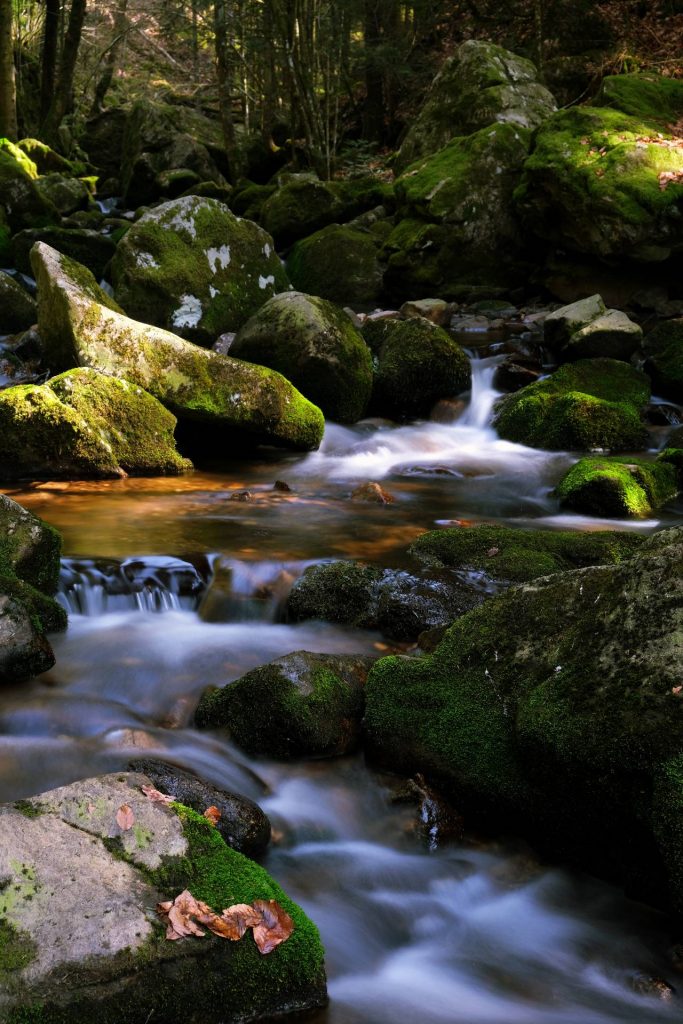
643 318 683 402
400 298 452 325
231 291 373 424
493 358 650 451
229 490 252 502
111 195 290 345
630 973 675 1001
0 493 62 595
492 355 542 393
127 758 271 857
363 316 470 420
11 226 117 280
546 300 643 362
351 482 395 504
30 242 324 452
407 774 465 850
195 652 373 759
0 272 36 333
0 772 326 1021
273 480 292 492
286 224 384 307
0 367 191 479
555 456 679 518
0 593 55 680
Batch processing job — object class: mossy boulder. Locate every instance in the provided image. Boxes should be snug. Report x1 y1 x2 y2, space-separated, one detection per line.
12 227 116 280
363 316 471 420
643 318 683 401
230 180 277 221
231 291 373 423
31 243 324 451
555 456 679 517
111 196 290 345
409 524 644 582
396 39 556 171
195 652 372 758
387 123 533 297
0 772 326 1021
0 150 57 235
0 493 62 596
0 272 36 333
364 526 683 909
34 174 91 216
515 104 683 262
286 224 384 306
0 139 38 178
16 138 75 175
287 561 483 641
261 176 390 248
0 367 191 480
493 358 650 451
596 72 683 127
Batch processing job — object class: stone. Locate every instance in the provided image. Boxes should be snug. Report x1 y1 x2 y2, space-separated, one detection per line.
111 195 290 345
286 224 384 306
0 367 192 480
493 358 650 451
11 226 117 280
0 493 62 595
0 593 55 680
0 272 36 333
0 772 326 1021
400 298 452 325
363 316 471 420
16 138 75 175
231 291 373 424
364 526 683 911
555 456 679 517
31 243 324 451
596 72 683 127
560 309 643 361
643 318 683 402
195 652 373 758
543 294 606 348
396 40 556 170
350 481 394 504
261 176 390 248
0 150 57 247
34 173 91 216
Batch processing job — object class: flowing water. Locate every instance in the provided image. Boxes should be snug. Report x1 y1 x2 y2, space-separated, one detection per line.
3 355 683 1022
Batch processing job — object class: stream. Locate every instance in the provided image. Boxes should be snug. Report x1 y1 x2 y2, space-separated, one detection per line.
3 355 683 1022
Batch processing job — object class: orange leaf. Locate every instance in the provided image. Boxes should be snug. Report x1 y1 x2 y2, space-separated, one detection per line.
251 899 295 954
116 803 135 831
203 805 222 826
220 903 262 939
142 784 173 804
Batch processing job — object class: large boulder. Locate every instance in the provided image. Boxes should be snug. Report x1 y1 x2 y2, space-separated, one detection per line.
0 368 191 479
34 173 91 216
364 527 683 909
231 291 373 423
493 358 650 451
31 243 324 451
0 772 326 1021
543 294 643 361
396 40 556 171
516 101 683 263
260 176 390 248
111 196 290 346
0 151 57 257
12 226 117 280
0 272 36 333
363 316 471 420
596 72 683 127
555 455 679 517
643 318 683 401
195 652 373 759
286 224 384 306
386 123 532 298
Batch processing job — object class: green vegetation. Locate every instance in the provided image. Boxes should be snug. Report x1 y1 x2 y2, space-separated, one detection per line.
555 457 679 517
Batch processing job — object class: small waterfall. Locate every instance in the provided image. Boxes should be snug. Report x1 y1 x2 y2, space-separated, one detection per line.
58 556 207 616
457 355 502 430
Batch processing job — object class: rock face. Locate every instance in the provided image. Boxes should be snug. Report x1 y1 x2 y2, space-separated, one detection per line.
364 526 683 910
543 294 643 361
231 291 373 423
30 243 324 452
0 272 36 332
363 317 471 420
555 456 679 517
493 358 650 451
111 196 290 346
260 175 390 248
396 40 556 170
195 652 373 759
0 368 191 479
286 224 384 306
0 772 327 1022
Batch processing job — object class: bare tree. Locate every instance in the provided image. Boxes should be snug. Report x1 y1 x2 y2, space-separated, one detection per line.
0 0 17 140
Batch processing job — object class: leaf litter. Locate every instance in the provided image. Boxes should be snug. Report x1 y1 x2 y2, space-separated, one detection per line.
157 890 294 953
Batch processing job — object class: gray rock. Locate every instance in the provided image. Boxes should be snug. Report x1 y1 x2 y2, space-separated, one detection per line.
561 309 643 361
0 271 36 333
543 294 606 348
34 173 91 216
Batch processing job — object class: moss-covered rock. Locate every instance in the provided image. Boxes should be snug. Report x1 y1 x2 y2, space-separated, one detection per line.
396 40 556 171
364 527 683 909
543 294 606 348
555 456 679 517
195 651 372 758
0 772 326 1021
0 368 191 479
34 174 91 216
0 150 57 235
409 523 644 581
12 227 116 280
363 316 470 420
230 180 277 220
0 493 62 596
0 272 36 333
596 72 683 127
111 196 290 345
286 224 384 306
179 179 234 204
31 243 324 451
0 139 38 178
493 358 650 451
643 318 683 401
261 176 390 248
515 104 683 262
387 123 533 297
16 138 75 175
231 291 372 423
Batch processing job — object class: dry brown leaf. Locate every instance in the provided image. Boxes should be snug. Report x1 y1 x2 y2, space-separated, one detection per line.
116 803 135 831
220 903 263 939
158 889 211 940
659 169 683 191
203 805 222 826
251 899 295 954
142 784 173 804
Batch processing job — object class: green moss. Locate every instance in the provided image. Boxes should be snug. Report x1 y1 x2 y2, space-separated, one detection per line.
597 73 683 126
0 918 38 981
410 524 645 580
12 801 44 819
555 456 679 517
286 224 383 306
0 139 38 179
645 336 683 402
288 561 382 625
493 358 650 451
229 180 277 220
652 754 683 914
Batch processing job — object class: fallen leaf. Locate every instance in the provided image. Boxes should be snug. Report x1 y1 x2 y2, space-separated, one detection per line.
251 899 295 954
203 805 222 826
672 685 682 695
220 903 262 939
142 784 173 804
158 890 210 940
486 547 500 557
116 803 135 831
659 169 683 191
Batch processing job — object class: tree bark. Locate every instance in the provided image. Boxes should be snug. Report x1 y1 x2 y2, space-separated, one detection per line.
42 0 88 144
0 0 17 140
40 0 60 124
214 0 237 180
90 0 129 115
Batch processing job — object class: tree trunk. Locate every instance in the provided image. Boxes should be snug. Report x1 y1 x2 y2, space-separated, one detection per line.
0 0 17 140
40 0 60 124
214 0 237 180
42 0 88 144
362 0 385 143
90 0 129 115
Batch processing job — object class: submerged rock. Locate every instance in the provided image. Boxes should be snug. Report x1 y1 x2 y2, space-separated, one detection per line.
364 526 683 911
555 456 679 517
30 243 324 452
493 358 650 451
231 291 373 423
195 652 373 759
0 772 326 1021
111 196 290 345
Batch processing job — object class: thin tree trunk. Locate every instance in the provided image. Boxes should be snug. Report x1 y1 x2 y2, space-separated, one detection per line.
214 0 237 179
0 0 17 140
40 0 60 124
43 0 88 143
362 0 385 143
90 0 129 115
